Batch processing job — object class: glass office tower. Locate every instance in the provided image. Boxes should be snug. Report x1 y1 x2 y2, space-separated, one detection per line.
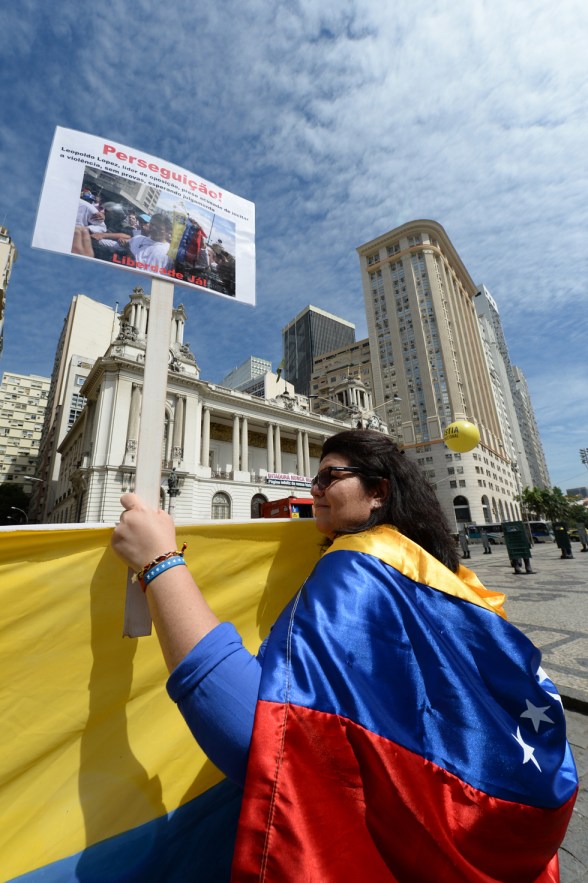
282 305 355 396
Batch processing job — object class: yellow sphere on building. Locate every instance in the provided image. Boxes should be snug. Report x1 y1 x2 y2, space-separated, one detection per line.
443 421 480 453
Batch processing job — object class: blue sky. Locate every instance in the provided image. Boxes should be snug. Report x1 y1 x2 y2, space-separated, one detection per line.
1 0 587 492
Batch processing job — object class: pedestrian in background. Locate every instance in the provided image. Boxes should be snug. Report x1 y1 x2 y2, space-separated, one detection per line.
458 529 471 559
480 528 492 554
575 522 588 552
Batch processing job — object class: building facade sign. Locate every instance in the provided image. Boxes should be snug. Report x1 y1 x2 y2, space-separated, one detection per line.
266 472 312 488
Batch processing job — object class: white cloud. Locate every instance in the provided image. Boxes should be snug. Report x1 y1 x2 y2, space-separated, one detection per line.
1 0 587 487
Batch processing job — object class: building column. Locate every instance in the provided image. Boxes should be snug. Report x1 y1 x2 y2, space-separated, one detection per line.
139 300 148 338
163 407 172 465
172 396 184 461
233 414 240 471
303 431 310 478
241 416 249 473
201 407 210 468
131 297 147 338
194 400 202 466
274 425 282 473
124 383 142 463
267 423 274 473
296 430 304 476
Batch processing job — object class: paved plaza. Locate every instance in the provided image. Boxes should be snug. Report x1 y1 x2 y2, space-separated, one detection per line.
465 541 587 882
464 540 588 707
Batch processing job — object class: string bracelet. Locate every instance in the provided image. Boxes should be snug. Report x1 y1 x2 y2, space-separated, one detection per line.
133 543 187 588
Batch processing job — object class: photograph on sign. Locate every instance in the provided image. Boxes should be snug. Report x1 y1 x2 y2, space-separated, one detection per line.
33 127 255 305
72 166 236 297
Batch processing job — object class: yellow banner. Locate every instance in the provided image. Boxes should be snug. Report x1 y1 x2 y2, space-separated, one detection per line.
0 520 322 881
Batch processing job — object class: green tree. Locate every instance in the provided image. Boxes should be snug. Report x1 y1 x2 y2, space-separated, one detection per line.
0 483 31 525
518 486 572 524
568 500 588 527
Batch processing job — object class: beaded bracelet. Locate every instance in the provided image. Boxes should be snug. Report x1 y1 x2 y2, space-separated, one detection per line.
141 555 187 591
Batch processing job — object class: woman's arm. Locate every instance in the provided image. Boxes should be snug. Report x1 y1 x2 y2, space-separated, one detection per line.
111 493 220 671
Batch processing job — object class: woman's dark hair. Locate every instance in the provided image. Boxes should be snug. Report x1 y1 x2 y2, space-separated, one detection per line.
321 429 460 572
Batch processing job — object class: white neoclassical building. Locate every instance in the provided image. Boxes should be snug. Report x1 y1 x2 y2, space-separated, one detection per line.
53 288 355 524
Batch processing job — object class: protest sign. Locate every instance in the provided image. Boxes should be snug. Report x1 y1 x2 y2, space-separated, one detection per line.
33 127 255 304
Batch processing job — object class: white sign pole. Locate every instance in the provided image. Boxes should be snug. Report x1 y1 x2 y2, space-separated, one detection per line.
123 277 174 637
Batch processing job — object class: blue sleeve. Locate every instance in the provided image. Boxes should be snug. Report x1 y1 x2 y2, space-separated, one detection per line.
166 622 264 786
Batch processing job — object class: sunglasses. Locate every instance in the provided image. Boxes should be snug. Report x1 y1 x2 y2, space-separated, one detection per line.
311 466 382 491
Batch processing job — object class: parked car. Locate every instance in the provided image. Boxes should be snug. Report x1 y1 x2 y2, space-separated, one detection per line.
486 532 505 545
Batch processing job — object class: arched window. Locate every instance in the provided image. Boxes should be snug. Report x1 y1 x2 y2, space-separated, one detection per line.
251 493 267 518
453 495 471 525
211 491 231 520
481 495 490 523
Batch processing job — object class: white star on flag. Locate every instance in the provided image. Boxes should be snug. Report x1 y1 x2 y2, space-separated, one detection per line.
536 666 549 683
520 699 554 732
536 666 562 704
512 727 541 771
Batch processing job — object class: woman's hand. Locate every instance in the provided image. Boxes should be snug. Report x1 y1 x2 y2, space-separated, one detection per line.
111 493 178 572
112 494 220 672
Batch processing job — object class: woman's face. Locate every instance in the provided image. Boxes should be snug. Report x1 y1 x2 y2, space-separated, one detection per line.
311 452 386 539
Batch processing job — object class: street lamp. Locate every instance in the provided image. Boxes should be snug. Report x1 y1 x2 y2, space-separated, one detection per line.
11 506 28 524
580 449 588 470
26 476 45 496
166 468 181 517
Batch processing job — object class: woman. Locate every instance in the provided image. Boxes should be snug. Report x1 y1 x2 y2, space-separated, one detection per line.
112 430 576 881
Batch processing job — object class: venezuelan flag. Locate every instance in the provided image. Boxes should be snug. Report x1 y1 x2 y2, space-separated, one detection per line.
234 527 578 881
0 520 322 882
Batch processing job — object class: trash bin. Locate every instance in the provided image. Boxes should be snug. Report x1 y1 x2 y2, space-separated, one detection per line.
502 521 533 573
553 522 574 559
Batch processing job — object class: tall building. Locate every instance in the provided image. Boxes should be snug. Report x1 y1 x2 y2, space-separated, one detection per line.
52 291 352 524
0 226 17 357
475 285 549 491
82 168 160 216
282 305 355 397
309 339 386 427
220 355 299 399
474 285 531 491
220 356 273 394
0 372 50 494
567 486 588 500
358 220 520 528
310 338 374 401
31 294 119 522
512 366 550 490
